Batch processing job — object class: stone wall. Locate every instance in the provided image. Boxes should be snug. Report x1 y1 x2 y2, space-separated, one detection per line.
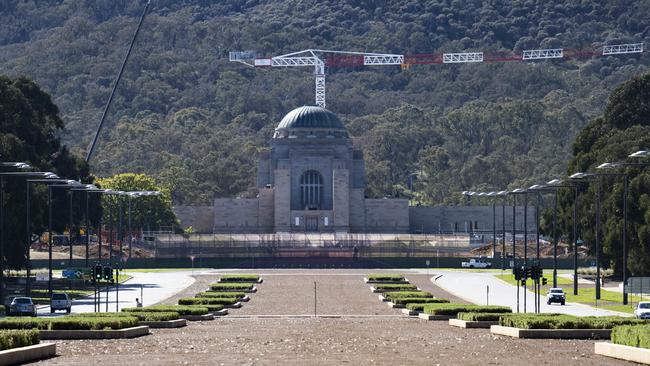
213 198 259 232
364 199 410 233
172 206 214 233
409 205 537 233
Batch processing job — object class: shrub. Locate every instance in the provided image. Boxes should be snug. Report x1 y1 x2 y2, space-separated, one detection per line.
72 312 181 322
373 284 418 292
219 274 260 282
367 274 405 282
195 292 245 299
390 297 449 305
422 304 512 316
0 305 5 313
0 330 39 350
209 283 255 291
30 289 92 298
178 297 238 306
405 303 427 311
0 317 138 330
457 312 508 321
201 304 225 312
498 314 647 329
383 291 432 299
123 305 209 316
612 325 650 349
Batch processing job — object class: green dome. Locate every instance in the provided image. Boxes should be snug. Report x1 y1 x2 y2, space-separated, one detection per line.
276 106 346 130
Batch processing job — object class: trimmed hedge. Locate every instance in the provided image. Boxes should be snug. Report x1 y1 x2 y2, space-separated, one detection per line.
200 304 225 312
612 325 650 349
72 312 181 322
209 283 255 291
383 291 433 299
499 314 648 330
0 330 39 351
422 304 512 316
196 292 246 299
0 305 4 313
178 297 238 306
367 274 405 282
457 312 508 322
390 297 449 305
123 305 209 316
373 284 418 292
219 274 260 282
31 289 93 298
0 317 138 330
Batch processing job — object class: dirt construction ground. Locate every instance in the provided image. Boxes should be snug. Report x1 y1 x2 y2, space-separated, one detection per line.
34 269 637 365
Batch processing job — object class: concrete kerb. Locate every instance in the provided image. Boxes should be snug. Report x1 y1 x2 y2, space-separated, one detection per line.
181 314 215 321
213 309 229 317
224 302 242 309
595 342 650 365
490 325 611 339
387 302 405 309
418 313 454 321
0 343 56 365
139 319 187 328
364 278 410 284
448 318 498 328
39 326 150 340
401 308 419 316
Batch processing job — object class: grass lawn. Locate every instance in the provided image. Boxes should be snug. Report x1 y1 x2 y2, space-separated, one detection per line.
494 273 646 314
124 268 211 273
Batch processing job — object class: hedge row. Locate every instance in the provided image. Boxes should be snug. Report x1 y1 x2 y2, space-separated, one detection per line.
383 291 432 299
219 274 260 282
30 289 93 298
73 312 181 322
390 298 449 305
195 292 246 299
0 330 39 351
178 297 238 306
422 304 512 316
367 274 405 282
123 305 209 316
373 284 418 292
209 283 255 291
612 325 650 349
457 312 507 322
0 317 138 330
499 314 648 330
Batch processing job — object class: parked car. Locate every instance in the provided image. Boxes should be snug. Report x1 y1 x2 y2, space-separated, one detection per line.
635 301 650 319
50 293 72 313
461 259 492 269
546 287 566 305
9 297 37 316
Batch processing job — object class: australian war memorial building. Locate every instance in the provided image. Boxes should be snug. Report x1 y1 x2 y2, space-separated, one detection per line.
173 106 535 234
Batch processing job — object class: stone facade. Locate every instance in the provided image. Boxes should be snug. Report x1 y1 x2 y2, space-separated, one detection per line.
173 106 536 235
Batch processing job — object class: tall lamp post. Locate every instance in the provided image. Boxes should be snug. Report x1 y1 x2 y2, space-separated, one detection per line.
546 178 579 295
496 191 508 271
595 156 650 305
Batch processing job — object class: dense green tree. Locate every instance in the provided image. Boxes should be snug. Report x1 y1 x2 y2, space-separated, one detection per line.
0 76 98 268
562 73 650 276
96 173 178 232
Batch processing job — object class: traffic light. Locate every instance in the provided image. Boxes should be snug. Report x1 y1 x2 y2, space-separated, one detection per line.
525 266 533 279
103 266 112 281
93 264 103 281
542 277 548 286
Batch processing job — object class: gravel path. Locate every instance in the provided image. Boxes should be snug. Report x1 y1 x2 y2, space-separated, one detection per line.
34 269 633 365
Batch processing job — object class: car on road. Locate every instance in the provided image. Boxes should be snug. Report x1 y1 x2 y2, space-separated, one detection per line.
8 297 37 316
546 287 566 305
635 301 650 319
50 293 72 313
461 259 492 269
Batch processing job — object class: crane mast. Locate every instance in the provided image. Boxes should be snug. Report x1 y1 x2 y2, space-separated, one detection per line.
230 43 644 109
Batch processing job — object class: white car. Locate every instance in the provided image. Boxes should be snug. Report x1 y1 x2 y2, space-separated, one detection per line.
547 288 566 305
461 259 492 269
50 293 72 313
635 301 650 319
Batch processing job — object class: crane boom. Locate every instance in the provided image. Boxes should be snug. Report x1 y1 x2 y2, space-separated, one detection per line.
229 42 644 109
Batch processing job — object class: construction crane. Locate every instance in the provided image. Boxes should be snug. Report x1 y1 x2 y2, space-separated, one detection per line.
229 43 644 109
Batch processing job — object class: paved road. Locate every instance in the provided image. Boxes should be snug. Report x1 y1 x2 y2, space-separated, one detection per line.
410 269 627 317
38 271 195 315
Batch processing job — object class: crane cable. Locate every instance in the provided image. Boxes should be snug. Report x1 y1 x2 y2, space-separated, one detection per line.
85 0 151 163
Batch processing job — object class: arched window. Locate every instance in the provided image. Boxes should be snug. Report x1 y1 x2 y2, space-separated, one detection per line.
300 170 323 210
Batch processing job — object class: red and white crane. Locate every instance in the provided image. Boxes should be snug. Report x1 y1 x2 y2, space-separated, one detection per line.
230 43 644 109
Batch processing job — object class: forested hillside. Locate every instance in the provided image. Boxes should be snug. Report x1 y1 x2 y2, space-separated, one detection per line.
0 0 648 205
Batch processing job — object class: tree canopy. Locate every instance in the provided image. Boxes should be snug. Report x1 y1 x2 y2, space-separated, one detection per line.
0 76 98 269
562 72 650 276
